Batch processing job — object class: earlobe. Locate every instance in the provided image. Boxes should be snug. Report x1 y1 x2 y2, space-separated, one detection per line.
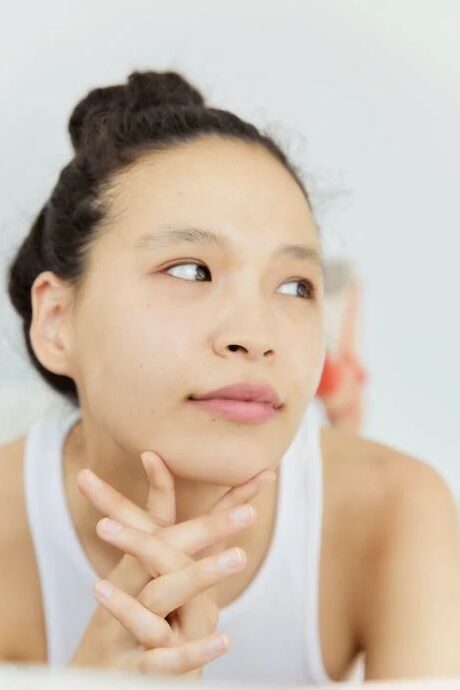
29 271 75 376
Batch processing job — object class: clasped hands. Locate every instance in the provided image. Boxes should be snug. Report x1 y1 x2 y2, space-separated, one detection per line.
71 449 276 678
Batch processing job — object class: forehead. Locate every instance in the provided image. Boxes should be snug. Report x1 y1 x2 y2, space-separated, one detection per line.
101 135 318 249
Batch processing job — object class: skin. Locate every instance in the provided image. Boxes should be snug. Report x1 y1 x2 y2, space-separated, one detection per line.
29 134 326 580
1 400 460 679
70 453 277 676
2 133 459 680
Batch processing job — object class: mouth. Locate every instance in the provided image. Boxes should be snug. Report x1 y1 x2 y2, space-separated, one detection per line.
187 396 281 423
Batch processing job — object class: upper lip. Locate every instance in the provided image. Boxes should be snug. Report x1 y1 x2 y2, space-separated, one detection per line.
189 382 283 408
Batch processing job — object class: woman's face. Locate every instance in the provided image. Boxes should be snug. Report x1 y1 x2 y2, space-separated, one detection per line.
68 135 326 485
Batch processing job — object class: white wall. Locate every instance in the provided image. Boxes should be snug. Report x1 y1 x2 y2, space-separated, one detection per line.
1 0 459 498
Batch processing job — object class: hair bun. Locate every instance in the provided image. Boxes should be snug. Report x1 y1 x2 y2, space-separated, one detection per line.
68 70 205 153
125 70 205 110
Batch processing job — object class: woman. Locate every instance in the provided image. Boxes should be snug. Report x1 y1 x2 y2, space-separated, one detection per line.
1 70 459 685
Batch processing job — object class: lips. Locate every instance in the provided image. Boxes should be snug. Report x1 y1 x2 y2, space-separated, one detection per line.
189 382 283 409
189 397 278 423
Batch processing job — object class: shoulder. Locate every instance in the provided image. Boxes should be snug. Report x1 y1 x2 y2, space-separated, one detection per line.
0 437 28 550
366 449 460 677
324 425 459 548
320 425 402 556
0 438 28 658
321 426 460 679
318 426 404 678
0 438 47 661
320 424 452 526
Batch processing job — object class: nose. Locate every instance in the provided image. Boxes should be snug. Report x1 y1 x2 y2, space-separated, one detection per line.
210 275 278 361
224 341 274 360
212 311 275 361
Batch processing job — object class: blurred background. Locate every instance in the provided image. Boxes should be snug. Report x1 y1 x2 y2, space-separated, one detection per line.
0 0 459 501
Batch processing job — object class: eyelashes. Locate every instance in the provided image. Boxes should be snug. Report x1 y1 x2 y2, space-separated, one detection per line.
162 260 316 301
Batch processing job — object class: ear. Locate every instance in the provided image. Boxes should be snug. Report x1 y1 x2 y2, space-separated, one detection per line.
29 270 76 377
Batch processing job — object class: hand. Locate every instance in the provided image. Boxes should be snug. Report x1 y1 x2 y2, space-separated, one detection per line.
70 450 276 677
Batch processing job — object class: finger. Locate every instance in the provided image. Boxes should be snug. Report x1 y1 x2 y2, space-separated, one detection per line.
145 504 257 642
209 469 276 514
97 503 257 573
137 547 247 619
83 494 258 645
199 468 276 560
90 554 219 649
139 632 230 676
92 578 174 649
87 549 177 653
76 462 272 544
96 517 193 578
96 518 225 643
76 450 177 533
76 469 156 533
96 504 256 641
175 482 266 639
141 451 176 527
89 487 259 592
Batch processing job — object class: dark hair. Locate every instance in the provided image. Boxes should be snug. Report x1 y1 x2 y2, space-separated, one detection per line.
6 69 314 408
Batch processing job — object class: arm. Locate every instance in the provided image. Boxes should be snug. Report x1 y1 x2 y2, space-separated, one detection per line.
357 456 460 680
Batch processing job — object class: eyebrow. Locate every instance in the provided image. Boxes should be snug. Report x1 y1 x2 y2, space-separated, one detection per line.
134 226 325 276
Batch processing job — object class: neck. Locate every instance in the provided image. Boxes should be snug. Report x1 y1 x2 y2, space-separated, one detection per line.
63 415 280 583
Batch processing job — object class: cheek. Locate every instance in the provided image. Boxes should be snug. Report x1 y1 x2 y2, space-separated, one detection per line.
83 302 196 393
289 312 326 386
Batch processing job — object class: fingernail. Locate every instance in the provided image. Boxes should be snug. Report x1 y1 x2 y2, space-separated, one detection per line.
94 580 113 600
81 468 102 489
217 548 246 571
230 505 256 525
258 471 276 486
141 451 158 473
99 518 122 535
141 452 151 468
205 635 229 654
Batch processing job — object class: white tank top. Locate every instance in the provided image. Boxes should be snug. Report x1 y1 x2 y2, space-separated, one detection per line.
23 404 336 685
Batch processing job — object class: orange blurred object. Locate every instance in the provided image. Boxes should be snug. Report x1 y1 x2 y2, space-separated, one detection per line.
315 266 368 432
316 356 344 396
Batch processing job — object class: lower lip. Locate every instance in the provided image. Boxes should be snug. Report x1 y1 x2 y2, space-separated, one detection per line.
188 398 279 422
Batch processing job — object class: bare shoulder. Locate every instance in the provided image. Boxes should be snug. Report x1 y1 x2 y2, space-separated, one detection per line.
320 425 403 569
318 424 459 678
0 437 47 662
320 423 449 527
318 425 400 679
320 423 456 572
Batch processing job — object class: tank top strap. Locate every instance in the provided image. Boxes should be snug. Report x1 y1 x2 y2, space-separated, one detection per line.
300 403 331 683
23 407 96 666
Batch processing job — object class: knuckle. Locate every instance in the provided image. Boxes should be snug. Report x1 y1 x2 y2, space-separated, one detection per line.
139 650 160 675
151 532 191 571
202 511 236 543
141 646 184 676
204 600 219 628
145 620 172 648
181 642 197 668
138 582 164 615
196 559 216 586
111 490 127 512
194 592 219 630
223 509 238 531
146 515 160 533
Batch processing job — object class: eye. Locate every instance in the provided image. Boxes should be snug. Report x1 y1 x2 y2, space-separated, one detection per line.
277 279 316 301
163 261 316 300
164 261 210 281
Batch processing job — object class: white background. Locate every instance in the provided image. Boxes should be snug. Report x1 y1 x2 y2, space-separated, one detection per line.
1 1 459 499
